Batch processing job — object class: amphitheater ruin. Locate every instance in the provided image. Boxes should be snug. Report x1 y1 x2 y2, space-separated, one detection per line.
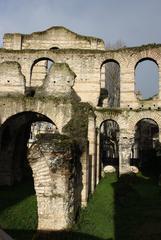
0 26 161 230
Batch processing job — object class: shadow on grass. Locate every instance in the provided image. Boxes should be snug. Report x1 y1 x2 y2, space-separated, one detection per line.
113 173 161 240
3 229 35 240
0 179 35 213
1 229 113 240
0 179 37 240
33 230 112 240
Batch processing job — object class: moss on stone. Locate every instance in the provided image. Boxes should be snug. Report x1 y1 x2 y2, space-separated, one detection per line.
36 133 73 151
63 102 93 148
95 107 122 115
107 43 161 54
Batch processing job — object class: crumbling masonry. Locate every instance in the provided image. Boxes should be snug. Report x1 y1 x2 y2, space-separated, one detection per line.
0 26 161 230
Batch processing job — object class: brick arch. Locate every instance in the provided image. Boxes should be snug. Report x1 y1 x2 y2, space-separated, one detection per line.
99 118 120 131
99 58 120 107
134 49 161 66
100 58 120 69
96 112 127 131
30 57 55 87
134 57 159 99
128 111 161 131
135 57 159 70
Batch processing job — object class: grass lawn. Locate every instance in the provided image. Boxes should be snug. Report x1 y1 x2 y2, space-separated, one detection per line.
74 173 161 240
0 180 37 240
1 173 161 240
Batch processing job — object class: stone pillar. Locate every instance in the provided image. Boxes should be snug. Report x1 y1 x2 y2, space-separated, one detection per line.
28 134 77 230
119 131 134 175
96 128 100 184
120 67 139 109
88 116 96 193
81 142 89 207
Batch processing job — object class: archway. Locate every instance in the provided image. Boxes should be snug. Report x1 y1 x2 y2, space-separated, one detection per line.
29 58 54 96
0 111 56 237
135 58 159 100
133 118 160 176
99 60 120 107
100 120 119 174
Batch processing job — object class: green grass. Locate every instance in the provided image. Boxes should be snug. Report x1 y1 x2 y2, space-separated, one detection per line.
74 173 161 240
1 173 161 240
0 180 37 240
74 174 116 240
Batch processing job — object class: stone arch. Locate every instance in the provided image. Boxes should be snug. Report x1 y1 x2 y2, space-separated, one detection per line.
99 118 120 130
96 112 124 130
99 59 120 107
0 111 54 230
0 110 80 230
135 57 159 99
133 117 160 174
30 57 54 88
0 111 57 184
0 111 76 230
135 57 159 69
128 111 161 132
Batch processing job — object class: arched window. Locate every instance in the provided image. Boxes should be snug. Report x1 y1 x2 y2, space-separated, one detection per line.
135 58 159 100
30 58 54 88
99 60 120 107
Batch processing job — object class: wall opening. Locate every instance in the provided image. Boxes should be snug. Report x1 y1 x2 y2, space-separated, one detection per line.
29 58 54 96
99 60 120 108
135 58 159 100
100 120 119 174
132 118 161 176
0 111 57 236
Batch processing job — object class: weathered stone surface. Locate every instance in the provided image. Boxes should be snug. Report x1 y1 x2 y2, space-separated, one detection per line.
3 26 105 50
103 165 116 173
0 61 25 96
130 166 139 174
0 26 161 233
36 63 76 96
28 133 80 230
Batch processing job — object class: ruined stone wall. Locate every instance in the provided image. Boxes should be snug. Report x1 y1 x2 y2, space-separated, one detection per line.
0 26 161 230
1 44 161 107
3 27 105 92
95 109 161 174
3 26 105 50
0 97 72 132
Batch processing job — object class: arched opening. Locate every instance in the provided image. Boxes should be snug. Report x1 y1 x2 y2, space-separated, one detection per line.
135 58 159 100
132 118 161 176
99 60 120 108
100 120 119 174
50 47 59 50
0 111 57 237
28 58 54 96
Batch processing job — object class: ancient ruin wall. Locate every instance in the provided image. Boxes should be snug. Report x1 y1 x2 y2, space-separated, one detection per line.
3 26 105 50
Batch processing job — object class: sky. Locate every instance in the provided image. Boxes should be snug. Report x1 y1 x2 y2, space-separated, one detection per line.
0 0 161 47
0 0 161 98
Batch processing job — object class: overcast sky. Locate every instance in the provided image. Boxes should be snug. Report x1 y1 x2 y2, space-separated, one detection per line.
0 0 161 98
0 0 161 47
